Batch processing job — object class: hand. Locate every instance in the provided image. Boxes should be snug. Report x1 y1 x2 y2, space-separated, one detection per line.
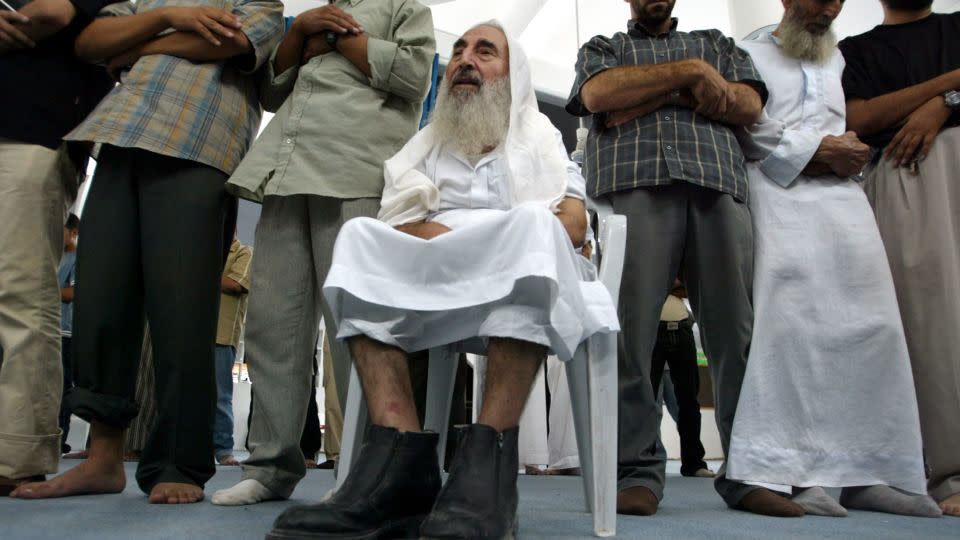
605 95 667 128
814 131 871 178
884 95 952 167
300 33 331 65
395 221 452 240
688 60 736 121
293 4 362 38
106 47 141 82
0 11 34 52
160 6 243 47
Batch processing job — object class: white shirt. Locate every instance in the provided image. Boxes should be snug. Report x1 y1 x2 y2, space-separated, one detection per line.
417 131 587 214
737 32 848 188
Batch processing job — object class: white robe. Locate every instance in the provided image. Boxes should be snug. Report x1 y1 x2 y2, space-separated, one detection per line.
727 34 927 494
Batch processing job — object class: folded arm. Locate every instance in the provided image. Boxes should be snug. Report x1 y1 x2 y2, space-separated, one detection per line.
846 69 960 136
0 0 85 51
75 5 242 63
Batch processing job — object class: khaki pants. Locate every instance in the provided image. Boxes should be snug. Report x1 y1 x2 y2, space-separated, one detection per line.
864 127 960 502
0 139 73 478
321 335 342 460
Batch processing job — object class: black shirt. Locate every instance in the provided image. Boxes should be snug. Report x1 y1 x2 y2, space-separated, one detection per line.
838 12 960 149
0 0 119 151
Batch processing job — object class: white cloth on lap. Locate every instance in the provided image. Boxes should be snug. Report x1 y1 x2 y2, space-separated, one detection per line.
322 206 619 361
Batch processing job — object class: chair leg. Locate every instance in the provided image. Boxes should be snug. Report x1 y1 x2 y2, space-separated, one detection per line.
588 332 618 537
425 346 458 465
565 346 595 515
335 363 368 490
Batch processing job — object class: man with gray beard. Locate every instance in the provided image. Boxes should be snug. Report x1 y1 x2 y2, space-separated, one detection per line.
263 23 620 540
728 0 941 518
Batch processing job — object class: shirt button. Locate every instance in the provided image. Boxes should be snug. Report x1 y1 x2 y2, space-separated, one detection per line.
284 138 293 145
664 115 671 121
666 145 673 150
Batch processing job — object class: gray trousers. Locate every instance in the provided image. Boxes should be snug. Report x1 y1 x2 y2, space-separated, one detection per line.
608 183 756 507
241 194 379 498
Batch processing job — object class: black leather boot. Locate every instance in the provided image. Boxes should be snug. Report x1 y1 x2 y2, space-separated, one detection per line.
266 425 441 540
419 424 520 540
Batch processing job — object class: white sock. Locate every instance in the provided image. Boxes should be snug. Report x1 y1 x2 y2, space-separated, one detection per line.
211 479 280 506
840 485 942 518
792 487 847 517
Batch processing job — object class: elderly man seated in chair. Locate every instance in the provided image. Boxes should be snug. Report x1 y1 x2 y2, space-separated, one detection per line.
263 21 620 540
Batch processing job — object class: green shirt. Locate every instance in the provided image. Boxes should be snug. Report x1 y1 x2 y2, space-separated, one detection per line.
227 0 436 202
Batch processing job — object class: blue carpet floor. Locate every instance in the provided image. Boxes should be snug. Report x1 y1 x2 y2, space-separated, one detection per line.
1 461 955 539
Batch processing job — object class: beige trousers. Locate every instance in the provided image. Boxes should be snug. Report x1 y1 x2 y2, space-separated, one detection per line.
321 335 342 460
863 127 960 502
0 139 73 478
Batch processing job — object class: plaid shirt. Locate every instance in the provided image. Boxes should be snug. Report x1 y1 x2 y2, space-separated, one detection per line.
567 19 767 202
65 0 284 175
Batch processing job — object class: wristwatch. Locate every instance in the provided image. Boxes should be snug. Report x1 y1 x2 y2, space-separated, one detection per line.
945 90 960 110
324 30 340 51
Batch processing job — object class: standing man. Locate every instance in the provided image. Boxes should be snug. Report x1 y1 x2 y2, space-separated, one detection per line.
0 0 117 496
728 0 940 518
12 0 284 504
214 238 253 466
839 0 960 517
651 280 712 479
57 214 81 455
212 0 435 506
568 0 802 517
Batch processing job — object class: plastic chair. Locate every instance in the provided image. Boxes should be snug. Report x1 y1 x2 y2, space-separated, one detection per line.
336 203 626 537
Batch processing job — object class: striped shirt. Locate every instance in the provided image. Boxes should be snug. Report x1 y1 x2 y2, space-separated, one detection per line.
566 19 767 202
65 0 285 175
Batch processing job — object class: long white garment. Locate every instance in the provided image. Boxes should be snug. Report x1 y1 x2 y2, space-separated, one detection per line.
323 207 618 361
727 33 927 494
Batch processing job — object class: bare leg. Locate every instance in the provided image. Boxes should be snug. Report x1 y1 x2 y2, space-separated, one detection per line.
349 336 420 433
11 421 126 499
477 338 545 432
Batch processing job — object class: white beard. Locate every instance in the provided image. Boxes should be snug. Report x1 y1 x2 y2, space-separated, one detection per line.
778 10 837 64
430 77 511 157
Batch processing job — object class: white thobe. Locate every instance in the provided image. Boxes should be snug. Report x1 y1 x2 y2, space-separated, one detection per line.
726 33 927 494
322 141 618 362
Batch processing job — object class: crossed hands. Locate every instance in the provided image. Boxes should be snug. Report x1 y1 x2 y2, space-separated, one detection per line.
292 4 363 65
803 131 871 178
0 11 33 53
605 60 735 129
884 95 952 168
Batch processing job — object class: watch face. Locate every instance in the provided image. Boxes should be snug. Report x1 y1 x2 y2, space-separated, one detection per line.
948 92 960 107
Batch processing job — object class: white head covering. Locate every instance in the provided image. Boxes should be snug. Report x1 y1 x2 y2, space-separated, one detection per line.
379 22 570 226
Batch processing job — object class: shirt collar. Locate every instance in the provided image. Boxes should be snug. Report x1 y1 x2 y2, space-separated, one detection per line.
628 17 679 38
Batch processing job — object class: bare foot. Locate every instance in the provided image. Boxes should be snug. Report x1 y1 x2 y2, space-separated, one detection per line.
217 454 240 466
10 459 125 499
940 493 960 517
62 450 89 460
148 482 204 504
738 488 805 517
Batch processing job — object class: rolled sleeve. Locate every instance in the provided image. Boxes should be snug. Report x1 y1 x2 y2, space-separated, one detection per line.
566 35 619 116
758 127 822 188
233 0 285 75
715 32 768 105
225 246 252 290
366 0 436 103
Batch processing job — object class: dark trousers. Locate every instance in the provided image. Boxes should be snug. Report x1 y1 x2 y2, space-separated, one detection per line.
59 336 73 453
300 371 323 462
66 146 232 492
650 321 707 475
608 183 755 507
